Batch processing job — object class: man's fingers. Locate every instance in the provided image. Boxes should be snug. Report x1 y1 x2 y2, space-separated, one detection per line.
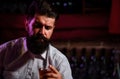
45 72 58 78
39 65 62 79
49 65 59 73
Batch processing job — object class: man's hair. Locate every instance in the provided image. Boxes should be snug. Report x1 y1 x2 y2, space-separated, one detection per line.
26 0 59 21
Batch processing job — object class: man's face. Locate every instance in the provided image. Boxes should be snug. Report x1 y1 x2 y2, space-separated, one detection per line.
26 14 56 54
27 14 55 39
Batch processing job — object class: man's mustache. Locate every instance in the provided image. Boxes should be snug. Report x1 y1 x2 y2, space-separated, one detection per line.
31 33 48 41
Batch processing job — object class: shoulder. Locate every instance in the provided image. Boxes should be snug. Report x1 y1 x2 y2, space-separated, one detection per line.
0 37 26 51
49 44 65 57
49 44 68 62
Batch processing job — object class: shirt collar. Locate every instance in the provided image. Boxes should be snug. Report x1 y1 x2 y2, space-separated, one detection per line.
28 49 47 60
40 50 47 59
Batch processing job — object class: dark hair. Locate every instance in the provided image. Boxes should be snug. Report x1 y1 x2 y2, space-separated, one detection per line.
26 0 59 21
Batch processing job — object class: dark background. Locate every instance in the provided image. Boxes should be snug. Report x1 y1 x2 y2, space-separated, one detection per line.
0 0 120 79
0 0 116 43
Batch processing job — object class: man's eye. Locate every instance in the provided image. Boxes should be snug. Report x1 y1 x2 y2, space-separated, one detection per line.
33 22 42 28
45 26 52 30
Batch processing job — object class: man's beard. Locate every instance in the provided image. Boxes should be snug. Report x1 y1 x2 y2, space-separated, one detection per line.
27 33 50 55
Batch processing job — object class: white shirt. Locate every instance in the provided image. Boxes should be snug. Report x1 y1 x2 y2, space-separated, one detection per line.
0 37 73 79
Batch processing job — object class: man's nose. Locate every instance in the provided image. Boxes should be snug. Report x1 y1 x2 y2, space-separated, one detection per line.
39 27 45 34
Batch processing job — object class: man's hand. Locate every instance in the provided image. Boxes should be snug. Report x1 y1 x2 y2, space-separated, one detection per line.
39 65 62 79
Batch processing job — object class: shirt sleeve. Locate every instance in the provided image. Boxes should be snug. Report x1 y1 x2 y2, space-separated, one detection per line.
58 56 73 79
49 45 73 79
0 43 7 79
53 52 73 79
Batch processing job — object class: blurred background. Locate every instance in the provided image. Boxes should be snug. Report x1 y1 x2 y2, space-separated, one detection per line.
0 0 120 79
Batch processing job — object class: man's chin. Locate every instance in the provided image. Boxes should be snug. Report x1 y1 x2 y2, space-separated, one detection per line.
29 41 49 54
32 43 49 55
36 39 45 43
27 36 50 54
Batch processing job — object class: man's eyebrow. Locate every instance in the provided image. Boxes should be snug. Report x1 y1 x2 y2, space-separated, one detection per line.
34 20 42 25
